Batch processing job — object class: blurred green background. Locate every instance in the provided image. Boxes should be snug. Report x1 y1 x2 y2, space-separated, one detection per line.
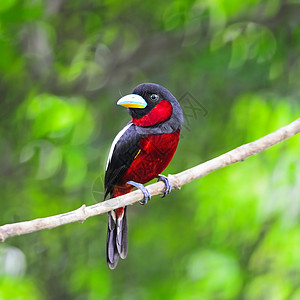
1 0 300 299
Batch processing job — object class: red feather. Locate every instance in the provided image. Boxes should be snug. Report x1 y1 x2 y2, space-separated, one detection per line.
115 130 180 188
132 100 173 127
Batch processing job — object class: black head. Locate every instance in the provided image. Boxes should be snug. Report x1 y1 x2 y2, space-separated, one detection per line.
130 83 176 119
117 83 183 129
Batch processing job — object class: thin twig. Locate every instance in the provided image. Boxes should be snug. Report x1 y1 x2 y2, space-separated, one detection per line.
1 118 300 242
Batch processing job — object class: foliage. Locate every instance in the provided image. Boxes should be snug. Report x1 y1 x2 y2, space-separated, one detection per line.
1 0 300 299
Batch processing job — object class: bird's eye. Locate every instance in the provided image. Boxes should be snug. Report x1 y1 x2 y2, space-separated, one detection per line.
150 94 159 101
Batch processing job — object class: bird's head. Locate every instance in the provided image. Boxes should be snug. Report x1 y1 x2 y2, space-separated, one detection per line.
117 83 183 128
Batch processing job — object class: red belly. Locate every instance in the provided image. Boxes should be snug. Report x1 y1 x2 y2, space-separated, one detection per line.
113 130 180 197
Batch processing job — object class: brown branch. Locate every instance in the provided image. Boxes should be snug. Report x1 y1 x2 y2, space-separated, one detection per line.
1 118 300 242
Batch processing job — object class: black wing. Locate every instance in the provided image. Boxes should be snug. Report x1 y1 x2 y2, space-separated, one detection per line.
104 122 141 199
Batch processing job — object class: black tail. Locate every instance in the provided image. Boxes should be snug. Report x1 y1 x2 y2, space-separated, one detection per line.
106 207 128 269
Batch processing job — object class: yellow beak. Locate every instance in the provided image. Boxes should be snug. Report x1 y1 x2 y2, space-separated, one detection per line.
117 94 147 109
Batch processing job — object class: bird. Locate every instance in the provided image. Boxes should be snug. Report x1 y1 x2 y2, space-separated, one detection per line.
104 83 183 269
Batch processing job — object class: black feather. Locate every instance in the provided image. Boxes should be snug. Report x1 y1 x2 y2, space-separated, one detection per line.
107 211 115 231
106 223 119 269
104 123 141 199
106 208 128 269
120 208 128 259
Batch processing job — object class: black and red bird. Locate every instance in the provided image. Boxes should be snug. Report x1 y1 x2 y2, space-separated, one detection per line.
104 83 183 269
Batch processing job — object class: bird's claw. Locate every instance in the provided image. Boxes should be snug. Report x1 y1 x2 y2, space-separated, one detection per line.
126 181 151 205
157 174 171 198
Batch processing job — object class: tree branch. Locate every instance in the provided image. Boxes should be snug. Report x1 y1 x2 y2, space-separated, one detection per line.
1 118 300 242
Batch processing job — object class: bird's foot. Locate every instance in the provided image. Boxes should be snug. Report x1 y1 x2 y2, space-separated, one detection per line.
126 181 151 205
157 174 171 198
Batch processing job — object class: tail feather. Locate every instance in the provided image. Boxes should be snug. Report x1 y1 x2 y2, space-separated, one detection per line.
116 217 123 254
106 207 128 269
108 212 116 231
120 213 128 259
106 223 119 268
